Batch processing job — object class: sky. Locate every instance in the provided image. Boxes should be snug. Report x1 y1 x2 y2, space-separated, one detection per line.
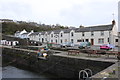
0 0 119 27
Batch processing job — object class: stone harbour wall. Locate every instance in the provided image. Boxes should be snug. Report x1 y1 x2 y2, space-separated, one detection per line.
2 47 114 79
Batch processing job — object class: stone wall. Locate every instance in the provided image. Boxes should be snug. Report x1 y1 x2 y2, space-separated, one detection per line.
2 47 114 79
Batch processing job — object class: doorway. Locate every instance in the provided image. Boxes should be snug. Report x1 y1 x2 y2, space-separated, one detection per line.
91 39 94 45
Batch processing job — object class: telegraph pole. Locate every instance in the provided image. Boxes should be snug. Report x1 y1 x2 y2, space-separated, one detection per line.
118 1 120 80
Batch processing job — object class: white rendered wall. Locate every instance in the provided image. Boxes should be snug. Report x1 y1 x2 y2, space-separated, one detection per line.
118 1 120 32
74 31 110 45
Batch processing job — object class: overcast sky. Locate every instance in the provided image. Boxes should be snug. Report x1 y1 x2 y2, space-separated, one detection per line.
0 0 119 27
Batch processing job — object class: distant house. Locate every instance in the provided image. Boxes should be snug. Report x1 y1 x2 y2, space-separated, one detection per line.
14 29 27 38
0 40 19 46
21 30 34 39
29 32 40 41
14 29 34 39
0 19 13 23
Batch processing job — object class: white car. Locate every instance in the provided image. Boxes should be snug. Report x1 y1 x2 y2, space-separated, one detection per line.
60 42 74 48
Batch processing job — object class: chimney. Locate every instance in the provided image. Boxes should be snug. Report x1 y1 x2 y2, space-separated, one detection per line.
79 25 84 28
31 30 34 33
112 20 116 25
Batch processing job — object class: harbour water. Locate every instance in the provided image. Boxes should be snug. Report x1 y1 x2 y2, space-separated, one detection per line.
2 66 57 80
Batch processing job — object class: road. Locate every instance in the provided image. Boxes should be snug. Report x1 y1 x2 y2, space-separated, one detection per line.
52 44 118 51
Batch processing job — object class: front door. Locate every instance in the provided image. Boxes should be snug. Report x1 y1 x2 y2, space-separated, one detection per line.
91 39 94 45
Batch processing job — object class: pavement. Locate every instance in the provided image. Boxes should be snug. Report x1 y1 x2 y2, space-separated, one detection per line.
52 49 118 63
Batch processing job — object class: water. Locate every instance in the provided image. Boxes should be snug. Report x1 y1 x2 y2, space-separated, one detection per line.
2 66 56 79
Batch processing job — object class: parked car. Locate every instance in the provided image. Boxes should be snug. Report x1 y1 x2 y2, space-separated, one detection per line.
78 42 91 49
100 44 115 50
60 42 74 48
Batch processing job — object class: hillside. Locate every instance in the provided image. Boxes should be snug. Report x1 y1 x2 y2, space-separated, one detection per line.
1 20 68 35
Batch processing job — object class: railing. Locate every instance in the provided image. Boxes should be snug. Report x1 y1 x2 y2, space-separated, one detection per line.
79 69 93 80
87 50 119 58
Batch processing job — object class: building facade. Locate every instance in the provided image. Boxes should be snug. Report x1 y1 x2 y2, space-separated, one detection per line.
28 21 118 46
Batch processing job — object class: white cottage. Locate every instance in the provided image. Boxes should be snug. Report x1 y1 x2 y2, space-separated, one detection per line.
29 32 40 41
21 30 34 39
14 29 27 38
14 29 34 39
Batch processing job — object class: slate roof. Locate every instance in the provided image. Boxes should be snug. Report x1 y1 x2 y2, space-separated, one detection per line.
53 30 61 34
41 31 45 35
29 32 40 36
62 29 73 33
75 24 113 32
22 32 29 35
47 31 52 34
29 24 113 36
15 31 20 34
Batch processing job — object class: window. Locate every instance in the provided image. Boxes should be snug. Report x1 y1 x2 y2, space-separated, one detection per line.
77 39 82 42
91 31 94 36
108 38 109 42
81 39 84 42
61 33 63 37
86 39 89 42
101 31 104 36
51 34 53 37
71 32 74 37
61 39 63 43
71 39 74 43
115 39 118 42
82 32 85 36
42 38 44 42
98 38 104 43
56 39 57 43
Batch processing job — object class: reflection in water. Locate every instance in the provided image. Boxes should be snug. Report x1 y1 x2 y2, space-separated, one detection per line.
2 66 55 79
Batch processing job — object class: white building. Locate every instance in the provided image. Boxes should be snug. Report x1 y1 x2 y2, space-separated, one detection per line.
14 29 34 39
29 32 40 41
27 21 118 46
0 40 19 46
20 30 34 39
